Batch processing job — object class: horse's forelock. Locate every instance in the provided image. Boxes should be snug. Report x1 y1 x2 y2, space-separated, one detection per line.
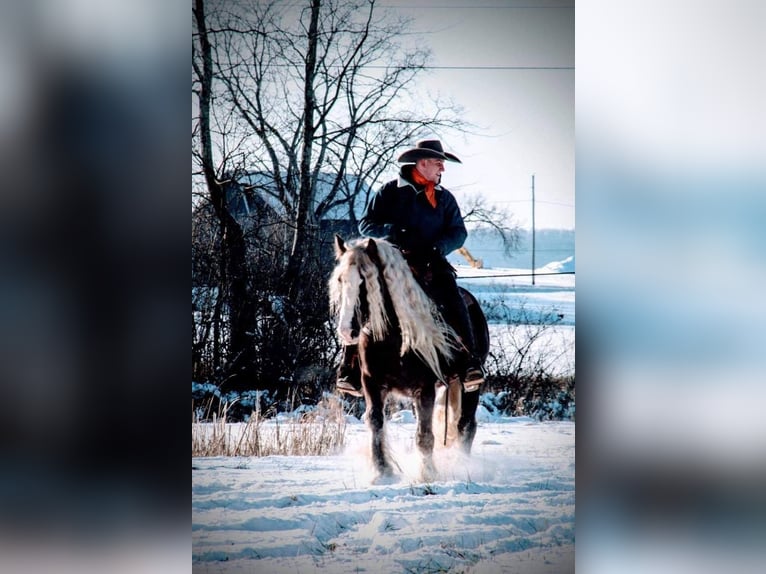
330 241 388 343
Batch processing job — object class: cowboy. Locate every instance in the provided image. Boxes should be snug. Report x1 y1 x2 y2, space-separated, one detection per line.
336 139 485 397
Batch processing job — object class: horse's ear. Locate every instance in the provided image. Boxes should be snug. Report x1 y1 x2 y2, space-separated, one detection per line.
365 237 379 261
333 234 346 259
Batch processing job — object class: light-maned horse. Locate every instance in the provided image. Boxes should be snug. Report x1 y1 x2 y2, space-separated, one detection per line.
329 235 489 481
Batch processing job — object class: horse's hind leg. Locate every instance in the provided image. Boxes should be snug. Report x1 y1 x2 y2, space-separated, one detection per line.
457 389 480 455
365 388 393 479
413 385 437 481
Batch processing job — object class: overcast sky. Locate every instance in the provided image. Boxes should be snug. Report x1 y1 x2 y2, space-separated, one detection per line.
384 0 575 230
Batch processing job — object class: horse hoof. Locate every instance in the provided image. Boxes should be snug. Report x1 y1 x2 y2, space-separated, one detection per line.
420 462 437 483
371 472 399 485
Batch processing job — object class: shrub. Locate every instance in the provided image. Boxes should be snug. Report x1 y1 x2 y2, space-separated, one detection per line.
192 393 347 457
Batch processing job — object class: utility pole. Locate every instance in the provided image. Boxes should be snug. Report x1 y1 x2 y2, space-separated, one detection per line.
531 174 536 285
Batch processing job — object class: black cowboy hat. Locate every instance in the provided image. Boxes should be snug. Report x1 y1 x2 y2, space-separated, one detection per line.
397 139 462 163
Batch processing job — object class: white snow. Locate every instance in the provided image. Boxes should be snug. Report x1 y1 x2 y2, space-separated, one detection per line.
192 418 575 573
456 264 575 328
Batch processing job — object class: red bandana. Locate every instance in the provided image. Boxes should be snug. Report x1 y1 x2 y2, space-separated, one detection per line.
412 168 437 208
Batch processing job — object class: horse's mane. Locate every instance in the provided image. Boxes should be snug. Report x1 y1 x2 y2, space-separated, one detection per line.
329 237 458 382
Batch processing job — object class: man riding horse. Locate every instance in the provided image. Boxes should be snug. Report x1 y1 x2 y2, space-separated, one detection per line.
336 139 485 396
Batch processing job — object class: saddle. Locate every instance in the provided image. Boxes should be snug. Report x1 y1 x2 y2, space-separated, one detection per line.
458 286 490 363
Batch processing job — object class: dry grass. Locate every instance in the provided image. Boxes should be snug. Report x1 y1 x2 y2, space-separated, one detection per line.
192 394 347 457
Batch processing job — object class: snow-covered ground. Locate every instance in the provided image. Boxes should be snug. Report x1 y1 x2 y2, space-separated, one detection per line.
459 261 575 381
456 260 575 327
192 259 575 572
193 417 575 573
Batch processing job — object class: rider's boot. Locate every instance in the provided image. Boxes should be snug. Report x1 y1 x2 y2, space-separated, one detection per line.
336 344 363 397
463 354 485 393
452 295 485 393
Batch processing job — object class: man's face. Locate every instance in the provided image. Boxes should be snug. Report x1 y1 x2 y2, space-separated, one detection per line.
417 158 445 183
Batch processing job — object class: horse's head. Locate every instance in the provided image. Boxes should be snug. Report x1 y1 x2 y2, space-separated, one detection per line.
330 235 456 381
329 235 384 345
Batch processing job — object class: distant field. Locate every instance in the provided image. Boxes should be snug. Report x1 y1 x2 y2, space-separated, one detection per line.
454 228 574 269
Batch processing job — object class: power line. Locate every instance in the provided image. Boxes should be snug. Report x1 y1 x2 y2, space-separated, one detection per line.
422 65 573 70
295 64 572 70
464 247 573 252
363 64 573 70
264 63 572 70
270 3 573 9
462 251 572 255
380 4 574 9
460 249 572 253
494 199 574 207
537 200 574 207
458 271 574 279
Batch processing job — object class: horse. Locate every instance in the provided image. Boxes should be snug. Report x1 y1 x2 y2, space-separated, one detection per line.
329 235 489 481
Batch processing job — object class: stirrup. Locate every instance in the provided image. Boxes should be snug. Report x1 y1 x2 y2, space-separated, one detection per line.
462 366 485 393
336 377 363 398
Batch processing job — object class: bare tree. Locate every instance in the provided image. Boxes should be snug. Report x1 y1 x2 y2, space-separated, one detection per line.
192 0 518 394
460 194 522 257
193 0 259 389
201 0 465 295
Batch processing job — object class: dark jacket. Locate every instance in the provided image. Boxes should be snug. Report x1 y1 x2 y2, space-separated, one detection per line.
358 164 467 257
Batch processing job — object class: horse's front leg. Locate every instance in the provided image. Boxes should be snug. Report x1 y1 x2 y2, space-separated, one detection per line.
364 382 393 480
457 388 480 454
413 384 437 481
